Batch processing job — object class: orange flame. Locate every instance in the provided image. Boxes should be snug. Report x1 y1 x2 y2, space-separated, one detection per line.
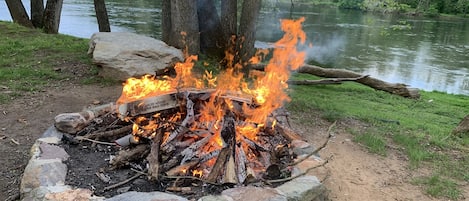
117 17 307 162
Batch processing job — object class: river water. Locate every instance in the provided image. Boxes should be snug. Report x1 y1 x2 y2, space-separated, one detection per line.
1 0 468 95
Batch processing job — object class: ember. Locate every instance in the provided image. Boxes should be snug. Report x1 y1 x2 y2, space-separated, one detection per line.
56 17 314 198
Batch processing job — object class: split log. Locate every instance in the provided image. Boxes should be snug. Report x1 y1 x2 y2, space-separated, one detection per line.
250 63 420 99
207 113 236 183
85 125 132 141
235 144 247 184
55 102 116 134
147 129 164 180
118 92 178 118
223 155 238 184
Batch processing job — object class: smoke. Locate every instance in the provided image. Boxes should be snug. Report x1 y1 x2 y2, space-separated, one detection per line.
300 33 346 66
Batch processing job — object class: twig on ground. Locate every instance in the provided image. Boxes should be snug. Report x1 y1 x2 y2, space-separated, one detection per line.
103 172 144 191
265 156 331 184
74 136 116 146
287 121 336 167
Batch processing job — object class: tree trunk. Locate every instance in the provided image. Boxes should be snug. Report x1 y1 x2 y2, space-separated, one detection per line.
161 0 171 43
197 0 224 57
31 0 44 28
221 0 237 45
5 0 34 28
168 0 200 55
43 0 64 34
94 0 111 32
237 0 262 67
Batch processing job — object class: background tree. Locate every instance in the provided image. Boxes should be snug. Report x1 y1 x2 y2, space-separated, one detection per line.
31 0 44 28
162 0 263 69
94 0 111 32
5 0 33 28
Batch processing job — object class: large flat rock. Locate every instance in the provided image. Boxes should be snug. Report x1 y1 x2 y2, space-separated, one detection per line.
88 32 184 81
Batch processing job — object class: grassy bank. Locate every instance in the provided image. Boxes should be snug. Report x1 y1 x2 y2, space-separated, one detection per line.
1 21 468 199
288 73 469 199
0 21 103 104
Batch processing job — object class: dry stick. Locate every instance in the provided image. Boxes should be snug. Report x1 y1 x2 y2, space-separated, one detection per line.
74 136 116 146
286 120 336 168
103 172 144 191
265 157 330 184
161 175 221 186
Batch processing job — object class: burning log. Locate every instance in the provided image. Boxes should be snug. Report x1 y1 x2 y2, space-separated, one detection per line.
207 113 236 183
118 93 178 118
223 155 238 184
235 144 247 184
55 103 116 134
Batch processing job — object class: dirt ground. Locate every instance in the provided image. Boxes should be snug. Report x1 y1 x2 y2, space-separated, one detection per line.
0 71 466 201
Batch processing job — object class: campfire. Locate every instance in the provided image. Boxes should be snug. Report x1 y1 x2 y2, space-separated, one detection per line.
54 18 316 198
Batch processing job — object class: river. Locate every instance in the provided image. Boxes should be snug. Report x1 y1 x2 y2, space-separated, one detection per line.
1 0 468 95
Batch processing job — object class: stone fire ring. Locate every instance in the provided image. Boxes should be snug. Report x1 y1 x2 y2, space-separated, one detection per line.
20 126 327 201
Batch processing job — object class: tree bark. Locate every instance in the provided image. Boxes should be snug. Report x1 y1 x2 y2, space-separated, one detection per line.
94 0 111 32
168 0 200 55
31 0 44 28
197 0 224 56
43 0 64 34
161 0 171 43
5 0 34 28
221 0 237 46
237 0 262 66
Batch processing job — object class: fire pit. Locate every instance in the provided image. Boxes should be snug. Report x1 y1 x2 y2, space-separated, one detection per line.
20 18 328 201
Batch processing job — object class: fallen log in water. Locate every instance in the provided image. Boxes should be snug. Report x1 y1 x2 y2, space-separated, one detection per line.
250 64 420 99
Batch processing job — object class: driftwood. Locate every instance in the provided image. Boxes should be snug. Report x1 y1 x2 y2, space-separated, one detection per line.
251 64 420 99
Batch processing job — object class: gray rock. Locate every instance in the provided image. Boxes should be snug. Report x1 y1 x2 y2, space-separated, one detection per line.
39 142 69 161
198 195 233 201
88 32 184 81
20 159 67 193
275 176 327 201
104 191 188 201
38 126 63 144
222 186 287 201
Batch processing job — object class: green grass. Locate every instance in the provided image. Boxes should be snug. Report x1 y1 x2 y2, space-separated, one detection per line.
0 21 96 103
412 175 462 200
287 73 469 199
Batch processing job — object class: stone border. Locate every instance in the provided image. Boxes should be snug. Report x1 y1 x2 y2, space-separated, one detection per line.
20 126 327 201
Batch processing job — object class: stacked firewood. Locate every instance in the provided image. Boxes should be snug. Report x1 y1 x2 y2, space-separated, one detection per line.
55 89 298 186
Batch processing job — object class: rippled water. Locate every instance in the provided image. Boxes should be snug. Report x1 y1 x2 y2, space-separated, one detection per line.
1 1 468 95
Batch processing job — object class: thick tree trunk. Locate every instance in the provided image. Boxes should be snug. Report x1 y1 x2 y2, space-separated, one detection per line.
43 0 64 34
221 0 237 45
161 0 171 43
169 0 200 55
197 0 224 56
5 0 33 28
31 0 44 28
94 0 111 32
237 0 262 67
